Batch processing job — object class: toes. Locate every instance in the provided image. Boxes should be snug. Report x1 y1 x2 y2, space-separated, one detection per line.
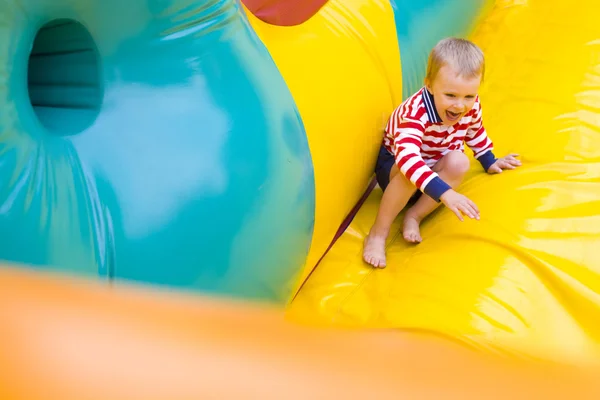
374 257 384 268
363 236 387 268
403 230 422 244
363 253 376 267
403 233 416 243
375 255 386 268
363 252 386 268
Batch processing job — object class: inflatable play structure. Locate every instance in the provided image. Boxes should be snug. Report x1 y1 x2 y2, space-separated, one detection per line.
2 0 600 396
3 267 600 399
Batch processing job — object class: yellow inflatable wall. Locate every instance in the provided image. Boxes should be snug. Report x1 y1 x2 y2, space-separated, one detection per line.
288 0 600 367
243 0 404 294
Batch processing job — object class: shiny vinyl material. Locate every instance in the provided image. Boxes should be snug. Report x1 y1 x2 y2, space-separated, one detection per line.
289 0 600 366
390 0 490 98
243 0 491 298
0 0 315 302
3 0 600 368
243 0 404 295
241 0 329 26
3 266 600 400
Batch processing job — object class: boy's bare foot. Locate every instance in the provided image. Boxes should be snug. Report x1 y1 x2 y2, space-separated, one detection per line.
402 213 422 243
363 234 387 268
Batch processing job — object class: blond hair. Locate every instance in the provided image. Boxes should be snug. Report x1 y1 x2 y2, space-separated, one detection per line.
425 37 485 83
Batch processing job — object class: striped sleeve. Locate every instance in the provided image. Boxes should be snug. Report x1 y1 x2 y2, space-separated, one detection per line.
389 117 451 202
465 98 497 171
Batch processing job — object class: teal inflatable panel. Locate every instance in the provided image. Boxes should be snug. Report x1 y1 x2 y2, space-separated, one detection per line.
389 0 488 98
0 0 315 303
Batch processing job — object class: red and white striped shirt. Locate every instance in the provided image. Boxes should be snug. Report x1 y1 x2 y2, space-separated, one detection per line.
383 87 496 202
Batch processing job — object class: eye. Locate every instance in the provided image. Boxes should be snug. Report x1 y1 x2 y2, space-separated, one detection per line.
465 95 476 99
445 93 456 98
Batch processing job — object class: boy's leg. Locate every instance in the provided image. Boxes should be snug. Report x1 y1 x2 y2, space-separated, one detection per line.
403 151 471 243
364 164 416 268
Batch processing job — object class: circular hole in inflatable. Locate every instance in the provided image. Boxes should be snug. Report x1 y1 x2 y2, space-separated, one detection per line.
27 19 103 136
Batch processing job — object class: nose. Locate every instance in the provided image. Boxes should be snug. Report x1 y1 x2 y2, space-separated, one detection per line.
453 100 467 112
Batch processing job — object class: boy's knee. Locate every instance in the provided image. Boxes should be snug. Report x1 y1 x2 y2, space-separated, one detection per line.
444 151 470 176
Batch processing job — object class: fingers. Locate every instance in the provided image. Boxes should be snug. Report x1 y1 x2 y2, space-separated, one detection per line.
488 165 502 174
451 207 464 222
493 157 521 172
459 202 479 220
444 192 480 222
508 158 522 167
499 160 516 170
451 200 479 221
467 199 480 217
503 156 521 164
503 154 522 167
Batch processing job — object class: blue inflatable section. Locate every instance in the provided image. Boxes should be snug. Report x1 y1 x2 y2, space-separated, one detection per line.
390 0 488 98
0 0 315 303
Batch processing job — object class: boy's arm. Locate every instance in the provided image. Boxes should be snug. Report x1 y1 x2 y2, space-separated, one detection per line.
390 118 451 202
465 98 497 171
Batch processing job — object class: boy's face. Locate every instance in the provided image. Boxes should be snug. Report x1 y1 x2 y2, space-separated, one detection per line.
425 64 481 126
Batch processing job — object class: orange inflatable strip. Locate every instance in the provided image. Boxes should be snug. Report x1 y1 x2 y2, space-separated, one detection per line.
1 265 599 400
241 0 329 26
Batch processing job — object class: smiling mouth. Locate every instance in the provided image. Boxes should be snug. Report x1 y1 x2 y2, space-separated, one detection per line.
446 110 461 121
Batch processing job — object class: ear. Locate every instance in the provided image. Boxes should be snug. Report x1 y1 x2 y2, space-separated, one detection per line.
424 77 432 92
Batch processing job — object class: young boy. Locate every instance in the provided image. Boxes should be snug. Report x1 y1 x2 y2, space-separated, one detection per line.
363 37 520 268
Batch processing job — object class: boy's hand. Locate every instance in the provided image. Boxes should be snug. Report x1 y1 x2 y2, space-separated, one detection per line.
487 153 521 174
440 189 480 222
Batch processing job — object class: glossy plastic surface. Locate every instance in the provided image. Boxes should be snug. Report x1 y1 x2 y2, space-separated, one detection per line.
3 266 600 400
289 0 600 366
0 0 315 302
241 0 328 26
390 0 490 98
243 0 403 295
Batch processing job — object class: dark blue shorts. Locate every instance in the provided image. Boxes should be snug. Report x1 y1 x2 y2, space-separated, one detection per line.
374 144 421 202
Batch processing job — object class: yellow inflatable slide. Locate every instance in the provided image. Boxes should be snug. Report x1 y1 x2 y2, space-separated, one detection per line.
285 0 600 367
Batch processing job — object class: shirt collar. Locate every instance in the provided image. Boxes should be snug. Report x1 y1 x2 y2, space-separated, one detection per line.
422 87 442 123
